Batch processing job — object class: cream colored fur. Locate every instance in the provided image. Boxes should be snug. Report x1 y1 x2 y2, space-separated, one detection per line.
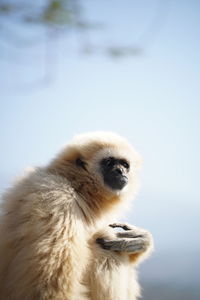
0 132 152 300
85 226 141 300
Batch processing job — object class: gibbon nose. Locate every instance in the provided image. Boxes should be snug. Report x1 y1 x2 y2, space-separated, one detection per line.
113 167 123 176
103 168 128 190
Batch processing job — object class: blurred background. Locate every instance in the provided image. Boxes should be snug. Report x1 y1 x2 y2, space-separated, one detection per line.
0 0 200 299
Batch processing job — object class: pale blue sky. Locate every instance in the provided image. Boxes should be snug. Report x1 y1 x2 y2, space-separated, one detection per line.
0 0 200 258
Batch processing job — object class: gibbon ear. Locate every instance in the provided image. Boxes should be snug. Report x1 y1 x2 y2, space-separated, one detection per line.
76 158 87 171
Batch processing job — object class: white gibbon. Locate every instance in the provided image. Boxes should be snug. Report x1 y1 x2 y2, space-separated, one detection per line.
0 131 153 300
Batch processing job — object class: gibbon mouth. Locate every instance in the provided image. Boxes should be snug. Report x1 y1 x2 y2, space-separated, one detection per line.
103 173 128 190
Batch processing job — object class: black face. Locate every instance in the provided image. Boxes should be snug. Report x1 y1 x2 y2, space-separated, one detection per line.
100 156 130 190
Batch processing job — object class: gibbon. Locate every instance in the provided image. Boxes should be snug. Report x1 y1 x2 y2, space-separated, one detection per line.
0 131 153 300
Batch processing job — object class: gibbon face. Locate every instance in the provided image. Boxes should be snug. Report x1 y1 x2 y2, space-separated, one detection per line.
100 156 129 190
48 132 141 216
78 153 130 191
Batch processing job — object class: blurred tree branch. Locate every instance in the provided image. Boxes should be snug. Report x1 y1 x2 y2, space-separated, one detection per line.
0 0 171 84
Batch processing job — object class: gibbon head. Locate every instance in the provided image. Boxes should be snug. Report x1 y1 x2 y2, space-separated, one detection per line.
48 132 142 218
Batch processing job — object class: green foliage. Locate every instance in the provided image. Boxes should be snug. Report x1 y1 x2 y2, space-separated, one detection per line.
0 3 13 14
0 0 145 58
42 0 75 25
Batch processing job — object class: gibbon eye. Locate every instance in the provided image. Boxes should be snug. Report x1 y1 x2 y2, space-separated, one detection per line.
104 157 114 167
76 158 87 170
120 160 130 170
